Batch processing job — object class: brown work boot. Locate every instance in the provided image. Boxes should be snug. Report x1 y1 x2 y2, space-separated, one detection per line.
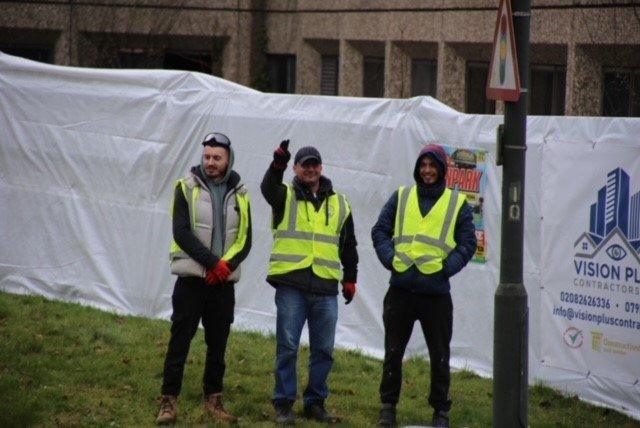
204 393 237 422
155 395 178 425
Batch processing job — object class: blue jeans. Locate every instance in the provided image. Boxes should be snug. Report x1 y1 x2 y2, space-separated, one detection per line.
273 286 338 406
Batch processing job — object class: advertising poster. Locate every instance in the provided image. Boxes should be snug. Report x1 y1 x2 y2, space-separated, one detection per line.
443 146 488 263
541 140 640 384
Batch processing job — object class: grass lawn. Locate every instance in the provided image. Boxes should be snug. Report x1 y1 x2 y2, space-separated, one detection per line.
0 291 638 427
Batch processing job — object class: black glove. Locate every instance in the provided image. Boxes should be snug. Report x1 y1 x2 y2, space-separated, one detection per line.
272 139 291 169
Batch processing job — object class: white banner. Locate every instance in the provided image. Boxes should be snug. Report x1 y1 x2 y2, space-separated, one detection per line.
541 138 640 385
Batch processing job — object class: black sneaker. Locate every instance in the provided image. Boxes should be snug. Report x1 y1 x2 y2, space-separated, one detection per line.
274 401 295 425
432 410 450 427
377 403 396 426
303 402 340 423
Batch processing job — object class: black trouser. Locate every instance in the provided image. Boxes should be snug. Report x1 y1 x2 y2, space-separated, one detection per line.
161 276 235 396
379 286 453 412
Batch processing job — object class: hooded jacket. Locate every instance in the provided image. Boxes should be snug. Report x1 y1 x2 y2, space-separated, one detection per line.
261 164 358 295
371 145 476 294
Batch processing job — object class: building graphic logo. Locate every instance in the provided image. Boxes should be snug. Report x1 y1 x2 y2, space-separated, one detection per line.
574 168 640 265
563 327 583 348
591 331 603 352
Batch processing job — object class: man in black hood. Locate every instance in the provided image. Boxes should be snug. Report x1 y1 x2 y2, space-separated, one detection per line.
372 143 476 427
156 132 252 425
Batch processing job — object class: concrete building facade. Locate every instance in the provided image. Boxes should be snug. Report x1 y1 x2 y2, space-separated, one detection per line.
2 1 639 116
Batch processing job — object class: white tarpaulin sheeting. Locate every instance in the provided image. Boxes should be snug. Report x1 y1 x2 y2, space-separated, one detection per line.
1 52 639 419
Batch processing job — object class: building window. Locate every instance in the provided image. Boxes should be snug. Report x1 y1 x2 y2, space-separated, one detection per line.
267 54 296 93
117 48 162 69
163 51 213 74
116 49 219 75
466 62 495 114
603 68 640 117
320 55 339 96
529 65 565 115
411 59 437 97
363 56 384 98
0 45 53 63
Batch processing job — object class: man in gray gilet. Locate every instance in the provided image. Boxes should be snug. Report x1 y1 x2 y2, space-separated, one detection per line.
156 132 252 425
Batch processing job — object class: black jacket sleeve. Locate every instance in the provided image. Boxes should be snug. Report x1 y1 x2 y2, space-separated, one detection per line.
442 201 477 278
371 191 398 271
260 164 288 228
226 199 252 271
172 183 219 270
338 212 358 283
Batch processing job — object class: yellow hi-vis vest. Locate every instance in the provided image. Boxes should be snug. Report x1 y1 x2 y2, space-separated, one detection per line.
169 174 250 281
392 185 465 275
268 184 350 280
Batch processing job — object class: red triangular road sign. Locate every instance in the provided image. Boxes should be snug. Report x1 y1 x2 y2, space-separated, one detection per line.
486 0 521 101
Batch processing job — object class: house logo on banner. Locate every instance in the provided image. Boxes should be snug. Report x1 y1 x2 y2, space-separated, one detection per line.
559 167 640 361
574 167 640 273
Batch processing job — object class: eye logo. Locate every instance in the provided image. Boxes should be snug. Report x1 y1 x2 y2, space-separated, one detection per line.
605 244 627 261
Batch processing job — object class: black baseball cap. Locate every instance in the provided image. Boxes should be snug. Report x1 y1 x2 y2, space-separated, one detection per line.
294 146 322 165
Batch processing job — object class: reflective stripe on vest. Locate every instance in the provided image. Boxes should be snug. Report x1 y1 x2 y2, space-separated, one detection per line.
268 184 348 280
392 185 465 275
169 180 200 261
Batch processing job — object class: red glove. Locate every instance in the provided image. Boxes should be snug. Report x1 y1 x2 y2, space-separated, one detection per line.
205 268 220 286
272 139 291 170
213 259 232 283
205 260 232 285
342 282 356 305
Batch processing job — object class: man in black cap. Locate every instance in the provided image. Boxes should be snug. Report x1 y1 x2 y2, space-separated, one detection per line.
261 140 359 424
156 132 252 425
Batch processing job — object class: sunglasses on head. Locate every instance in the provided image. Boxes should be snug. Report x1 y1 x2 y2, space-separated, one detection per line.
202 132 231 147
